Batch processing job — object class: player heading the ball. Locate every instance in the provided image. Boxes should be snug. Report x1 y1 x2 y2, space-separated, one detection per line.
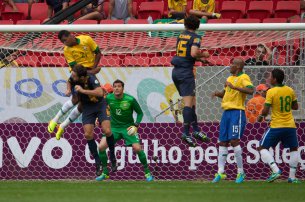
171 15 210 147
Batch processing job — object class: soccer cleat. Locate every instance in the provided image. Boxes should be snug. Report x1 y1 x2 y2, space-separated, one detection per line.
212 173 227 183
145 173 154 182
235 173 246 184
181 134 196 147
95 173 109 181
193 131 210 143
48 120 57 133
288 178 301 184
266 170 282 183
55 126 64 140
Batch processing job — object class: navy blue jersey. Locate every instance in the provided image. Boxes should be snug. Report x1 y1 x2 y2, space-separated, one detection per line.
78 74 103 105
171 30 201 69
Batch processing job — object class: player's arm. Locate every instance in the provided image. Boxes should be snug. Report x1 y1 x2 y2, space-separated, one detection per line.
75 85 104 97
191 37 209 61
212 90 225 98
133 98 143 126
66 77 73 96
128 0 134 19
85 36 102 74
291 90 298 110
226 82 254 95
108 0 114 19
258 90 272 122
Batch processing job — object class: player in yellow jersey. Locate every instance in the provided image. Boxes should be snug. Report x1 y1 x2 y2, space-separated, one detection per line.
212 58 254 183
48 30 102 140
257 69 300 183
189 0 221 20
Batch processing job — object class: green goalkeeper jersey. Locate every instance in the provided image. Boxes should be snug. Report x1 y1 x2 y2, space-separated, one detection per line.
106 93 143 128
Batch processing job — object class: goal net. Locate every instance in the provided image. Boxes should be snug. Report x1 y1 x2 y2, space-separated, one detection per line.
0 24 304 180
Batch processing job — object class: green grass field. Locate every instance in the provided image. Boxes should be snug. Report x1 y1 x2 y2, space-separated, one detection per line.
0 181 304 202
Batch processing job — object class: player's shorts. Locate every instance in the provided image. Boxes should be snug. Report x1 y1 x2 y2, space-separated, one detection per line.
172 68 195 96
82 99 110 125
219 109 246 142
260 128 298 149
103 127 140 146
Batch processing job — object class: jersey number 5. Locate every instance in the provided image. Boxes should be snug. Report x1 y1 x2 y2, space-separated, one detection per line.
279 96 291 112
177 41 187 57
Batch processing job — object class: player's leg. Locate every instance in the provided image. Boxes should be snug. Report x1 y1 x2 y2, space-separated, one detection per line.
229 110 246 183
56 100 82 140
258 128 281 182
83 123 101 176
180 77 196 147
191 96 210 143
123 129 153 181
48 93 78 133
282 128 300 183
212 111 229 183
96 137 110 181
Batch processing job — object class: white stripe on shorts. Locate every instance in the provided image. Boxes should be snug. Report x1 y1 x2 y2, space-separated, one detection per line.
261 128 271 146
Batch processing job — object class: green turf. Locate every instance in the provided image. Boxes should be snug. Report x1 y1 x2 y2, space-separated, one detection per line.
0 181 304 202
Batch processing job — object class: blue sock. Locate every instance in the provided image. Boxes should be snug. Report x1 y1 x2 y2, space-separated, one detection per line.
191 106 200 132
183 106 193 136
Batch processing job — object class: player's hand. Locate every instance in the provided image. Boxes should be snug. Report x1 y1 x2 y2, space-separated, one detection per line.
257 115 264 122
95 118 99 127
65 89 72 97
211 91 218 98
202 51 210 58
74 85 83 93
127 126 138 136
226 81 235 90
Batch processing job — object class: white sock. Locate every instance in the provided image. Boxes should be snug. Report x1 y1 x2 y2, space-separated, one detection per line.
234 145 244 174
289 151 298 179
260 149 280 173
53 100 74 123
218 146 228 174
60 107 81 129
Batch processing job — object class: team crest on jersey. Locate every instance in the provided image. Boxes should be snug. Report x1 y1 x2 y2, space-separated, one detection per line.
194 38 200 43
83 46 87 51
120 101 130 110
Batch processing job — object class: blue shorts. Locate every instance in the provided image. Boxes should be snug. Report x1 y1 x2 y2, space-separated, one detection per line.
260 128 298 149
82 99 110 125
172 69 195 96
219 109 246 142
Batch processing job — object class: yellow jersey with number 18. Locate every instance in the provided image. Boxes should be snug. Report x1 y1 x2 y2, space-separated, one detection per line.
265 85 297 128
222 72 253 111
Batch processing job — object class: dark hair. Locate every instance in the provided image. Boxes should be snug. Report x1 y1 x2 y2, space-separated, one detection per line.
73 64 87 78
113 79 124 88
58 30 70 40
272 68 285 84
184 15 200 31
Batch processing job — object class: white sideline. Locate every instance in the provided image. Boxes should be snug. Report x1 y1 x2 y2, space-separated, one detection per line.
0 23 304 32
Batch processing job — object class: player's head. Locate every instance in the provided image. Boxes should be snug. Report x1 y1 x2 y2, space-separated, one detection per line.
255 84 269 98
113 79 124 97
270 68 285 86
184 15 200 31
71 64 87 82
230 58 244 75
256 44 267 61
58 30 76 47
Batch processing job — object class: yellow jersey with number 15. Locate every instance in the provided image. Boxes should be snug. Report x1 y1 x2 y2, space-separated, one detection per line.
222 72 253 111
265 85 297 128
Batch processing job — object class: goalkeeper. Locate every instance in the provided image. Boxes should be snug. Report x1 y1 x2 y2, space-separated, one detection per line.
96 79 153 182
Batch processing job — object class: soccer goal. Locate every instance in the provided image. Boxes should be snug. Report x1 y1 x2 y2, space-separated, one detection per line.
0 23 304 180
